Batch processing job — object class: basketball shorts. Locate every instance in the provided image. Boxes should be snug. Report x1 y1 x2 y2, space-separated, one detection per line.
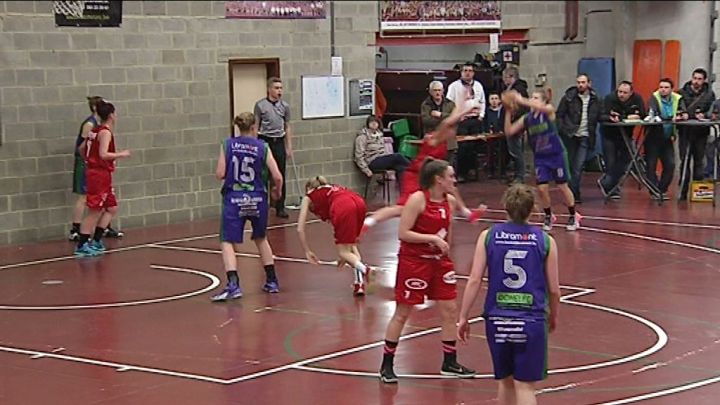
221 190 268 243
395 255 456 305
72 157 86 195
329 193 367 244
85 169 116 209
534 153 570 185
485 316 548 382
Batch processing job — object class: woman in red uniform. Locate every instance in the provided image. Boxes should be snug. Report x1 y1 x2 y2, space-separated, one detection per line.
298 176 374 296
379 158 475 383
362 99 485 235
74 101 131 257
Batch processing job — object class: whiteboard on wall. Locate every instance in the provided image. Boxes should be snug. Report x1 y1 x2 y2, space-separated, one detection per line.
301 75 345 119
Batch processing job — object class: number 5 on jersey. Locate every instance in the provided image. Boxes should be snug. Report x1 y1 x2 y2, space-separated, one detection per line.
503 250 528 289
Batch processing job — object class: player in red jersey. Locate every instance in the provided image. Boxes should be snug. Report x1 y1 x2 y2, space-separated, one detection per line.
361 99 486 235
74 101 131 257
379 158 476 383
298 176 375 296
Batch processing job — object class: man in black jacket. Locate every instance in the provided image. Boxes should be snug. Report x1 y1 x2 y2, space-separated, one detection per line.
678 68 716 199
598 81 645 198
557 73 602 203
502 66 528 183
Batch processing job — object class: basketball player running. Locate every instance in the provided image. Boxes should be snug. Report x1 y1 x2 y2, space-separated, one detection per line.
297 176 375 296
211 112 284 301
379 159 476 383
74 101 131 257
458 184 560 405
504 89 581 231
362 98 486 235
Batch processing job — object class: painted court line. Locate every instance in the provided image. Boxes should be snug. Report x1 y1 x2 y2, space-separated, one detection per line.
481 208 720 231
0 284 667 386
148 244 340 267
0 220 319 271
597 374 720 404
0 265 220 310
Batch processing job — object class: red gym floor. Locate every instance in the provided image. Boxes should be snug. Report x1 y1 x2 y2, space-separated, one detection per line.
1 175 719 404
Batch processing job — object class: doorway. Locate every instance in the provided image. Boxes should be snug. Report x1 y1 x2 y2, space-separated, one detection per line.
228 58 280 135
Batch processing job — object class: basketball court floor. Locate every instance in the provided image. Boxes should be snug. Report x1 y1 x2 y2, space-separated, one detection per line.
1 177 719 404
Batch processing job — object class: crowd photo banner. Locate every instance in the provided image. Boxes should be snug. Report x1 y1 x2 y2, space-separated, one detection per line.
225 1 326 19
380 1 501 31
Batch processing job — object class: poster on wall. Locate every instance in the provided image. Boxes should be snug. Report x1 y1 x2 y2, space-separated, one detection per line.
225 1 326 19
53 0 122 27
380 1 501 31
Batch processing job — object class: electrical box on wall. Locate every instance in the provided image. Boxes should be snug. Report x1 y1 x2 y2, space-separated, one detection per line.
349 79 375 116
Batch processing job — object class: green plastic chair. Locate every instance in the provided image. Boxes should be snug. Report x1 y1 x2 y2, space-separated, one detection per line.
390 119 419 159
398 135 419 160
390 118 412 139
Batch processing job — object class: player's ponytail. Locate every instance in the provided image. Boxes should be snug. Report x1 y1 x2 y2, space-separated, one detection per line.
502 183 535 223
305 175 328 192
233 112 255 134
418 158 449 190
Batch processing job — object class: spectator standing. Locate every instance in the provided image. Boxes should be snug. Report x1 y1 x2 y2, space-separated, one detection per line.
556 73 602 203
502 66 529 183
446 62 486 182
420 80 456 164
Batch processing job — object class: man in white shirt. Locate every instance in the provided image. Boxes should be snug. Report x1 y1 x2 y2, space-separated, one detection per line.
446 62 486 181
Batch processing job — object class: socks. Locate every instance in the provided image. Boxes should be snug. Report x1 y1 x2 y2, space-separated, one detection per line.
93 226 104 242
71 222 80 232
77 233 90 248
568 205 576 216
353 262 367 284
382 340 398 366
264 264 277 282
227 270 239 286
442 340 457 364
543 207 552 217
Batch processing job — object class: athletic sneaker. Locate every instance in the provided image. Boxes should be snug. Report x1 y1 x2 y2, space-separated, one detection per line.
566 213 582 231
262 280 280 293
74 242 99 257
542 214 554 231
609 191 621 200
379 364 398 384
104 227 124 238
89 239 106 253
68 230 79 241
353 282 365 296
440 361 476 378
211 283 243 302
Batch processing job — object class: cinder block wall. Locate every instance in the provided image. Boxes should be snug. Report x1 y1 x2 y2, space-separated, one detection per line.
0 1 377 244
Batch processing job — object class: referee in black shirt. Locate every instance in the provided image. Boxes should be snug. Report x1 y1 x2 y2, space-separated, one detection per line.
254 77 293 218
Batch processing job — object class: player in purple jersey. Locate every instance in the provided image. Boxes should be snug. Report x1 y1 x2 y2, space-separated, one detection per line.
458 184 560 405
210 112 284 301
503 89 581 231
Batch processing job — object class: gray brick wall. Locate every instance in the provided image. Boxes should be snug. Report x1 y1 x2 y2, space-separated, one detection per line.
0 0 377 244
